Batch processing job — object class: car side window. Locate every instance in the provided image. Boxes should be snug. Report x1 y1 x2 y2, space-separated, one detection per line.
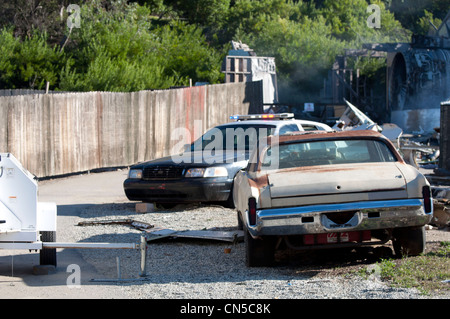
279 124 300 135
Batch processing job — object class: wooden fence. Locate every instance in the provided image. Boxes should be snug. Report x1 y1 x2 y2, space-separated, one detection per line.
0 81 263 177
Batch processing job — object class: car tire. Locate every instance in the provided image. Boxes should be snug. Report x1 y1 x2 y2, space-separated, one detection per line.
392 226 426 257
244 228 276 267
237 211 243 230
223 182 235 209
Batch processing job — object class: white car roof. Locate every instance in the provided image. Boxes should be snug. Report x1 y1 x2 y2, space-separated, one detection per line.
217 119 332 131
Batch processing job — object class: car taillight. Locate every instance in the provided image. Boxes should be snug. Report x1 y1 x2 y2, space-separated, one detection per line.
248 197 257 226
422 185 432 214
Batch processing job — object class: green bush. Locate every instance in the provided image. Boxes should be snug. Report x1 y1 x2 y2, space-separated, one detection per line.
0 0 443 96
0 29 64 90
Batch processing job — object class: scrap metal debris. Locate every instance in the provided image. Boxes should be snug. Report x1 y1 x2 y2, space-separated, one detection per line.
145 227 244 243
432 189 450 227
333 99 440 168
77 219 244 243
77 219 154 231
333 99 382 132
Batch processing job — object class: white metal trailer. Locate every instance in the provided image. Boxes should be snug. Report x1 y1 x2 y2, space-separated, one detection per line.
0 153 147 276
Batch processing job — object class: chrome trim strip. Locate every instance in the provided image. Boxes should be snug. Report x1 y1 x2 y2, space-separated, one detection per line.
257 199 424 219
246 199 432 237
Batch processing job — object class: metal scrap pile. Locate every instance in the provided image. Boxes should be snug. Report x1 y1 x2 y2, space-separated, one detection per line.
332 99 440 168
432 188 450 227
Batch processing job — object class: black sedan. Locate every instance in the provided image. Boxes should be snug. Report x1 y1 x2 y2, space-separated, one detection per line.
123 114 332 208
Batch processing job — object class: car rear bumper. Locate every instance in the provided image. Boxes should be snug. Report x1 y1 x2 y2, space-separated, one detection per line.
123 177 233 203
247 199 433 237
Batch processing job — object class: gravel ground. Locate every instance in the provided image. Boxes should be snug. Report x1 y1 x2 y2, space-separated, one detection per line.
68 201 449 299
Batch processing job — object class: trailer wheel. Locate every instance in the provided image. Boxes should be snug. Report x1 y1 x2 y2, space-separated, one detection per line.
40 231 57 267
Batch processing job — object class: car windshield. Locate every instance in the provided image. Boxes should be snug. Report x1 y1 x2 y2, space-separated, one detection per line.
261 138 397 170
191 124 276 152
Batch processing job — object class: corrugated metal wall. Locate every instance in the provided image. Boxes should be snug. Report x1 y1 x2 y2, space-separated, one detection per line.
440 101 450 174
0 81 263 177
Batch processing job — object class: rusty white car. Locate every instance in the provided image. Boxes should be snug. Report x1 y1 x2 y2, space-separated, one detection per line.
233 130 433 266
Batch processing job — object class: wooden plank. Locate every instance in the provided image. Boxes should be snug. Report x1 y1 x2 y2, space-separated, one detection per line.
145 228 244 243
174 230 244 243
77 218 154 230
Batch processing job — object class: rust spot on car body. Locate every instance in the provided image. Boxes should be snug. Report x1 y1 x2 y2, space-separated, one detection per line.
248 174 268 189
274 165 359 174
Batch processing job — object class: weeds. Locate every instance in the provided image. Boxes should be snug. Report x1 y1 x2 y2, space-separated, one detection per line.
360 241 450 295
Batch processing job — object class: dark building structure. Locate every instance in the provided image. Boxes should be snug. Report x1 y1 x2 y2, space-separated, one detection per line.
322 11 450 133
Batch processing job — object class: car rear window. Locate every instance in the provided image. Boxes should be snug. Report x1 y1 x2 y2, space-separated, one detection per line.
261 138 397 170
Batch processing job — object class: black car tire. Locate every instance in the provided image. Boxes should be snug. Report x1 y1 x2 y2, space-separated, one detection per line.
237 211 243 230
392 226 426 257
244 227 276 267
223 181 235 209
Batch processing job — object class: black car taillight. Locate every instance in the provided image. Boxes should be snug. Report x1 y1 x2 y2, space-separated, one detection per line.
248 197 257 226
422 185 432 214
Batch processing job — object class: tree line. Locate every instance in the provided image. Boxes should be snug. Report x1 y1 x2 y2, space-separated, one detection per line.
0 0 448 101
